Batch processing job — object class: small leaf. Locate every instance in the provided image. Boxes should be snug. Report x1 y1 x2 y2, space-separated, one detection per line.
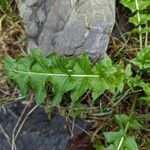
104 131 125 143
115 114 129 129
107 144 116 150
129 14 150 26
131 27 150 33
115 114 143 130
132 47 150 70
93 143 106 150
120 0 150 13
124 136 138 150
129 119 143 130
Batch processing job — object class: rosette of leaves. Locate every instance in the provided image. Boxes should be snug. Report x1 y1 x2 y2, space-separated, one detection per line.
4 49 128 105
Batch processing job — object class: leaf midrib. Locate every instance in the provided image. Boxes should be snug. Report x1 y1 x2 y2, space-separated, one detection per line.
6 68 100 78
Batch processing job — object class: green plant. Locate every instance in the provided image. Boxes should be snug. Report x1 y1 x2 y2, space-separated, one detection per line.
130 47 150 104
120 0 150 49
92 1 150 149
132 47 150 70
3 48 129 105
2 1 150 149
93 142 106 150
104 113 143 150
119 0 150 105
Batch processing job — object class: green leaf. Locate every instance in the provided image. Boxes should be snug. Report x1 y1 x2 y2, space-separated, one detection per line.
120 0 150 13
129 14 150 26
91 78 109 100
115 114 143 130
4 55 34 95
3 55 16 78
93 143 106 150
4 49 127 106
71 77 90 103
51 76 75 105
30 48 49 71
30 74 47 104
115 114 129 129
76 53 93 74
139 82 150 104
131 76 150 104
131 27 150 33
140 96 150 104
70 53 92 102
129 119 143 130
107 144 116 150
14 73 30 96
132 47 150 70
141 83 150 95
95 55 116 75
104 131 125 143
124 136 138 150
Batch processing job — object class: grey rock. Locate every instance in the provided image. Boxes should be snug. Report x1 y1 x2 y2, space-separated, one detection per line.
17 0 116 61
0 101 92 150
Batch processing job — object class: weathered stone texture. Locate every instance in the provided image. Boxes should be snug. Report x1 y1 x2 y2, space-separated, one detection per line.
17 0 116 61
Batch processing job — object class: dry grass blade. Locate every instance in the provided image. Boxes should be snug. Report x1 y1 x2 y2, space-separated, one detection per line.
0 123 11 145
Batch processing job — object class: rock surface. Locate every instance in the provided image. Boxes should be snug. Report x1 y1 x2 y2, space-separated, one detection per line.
0 101 92 150
16 0 116 61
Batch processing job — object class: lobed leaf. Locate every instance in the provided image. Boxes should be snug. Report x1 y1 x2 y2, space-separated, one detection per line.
4 49 127 105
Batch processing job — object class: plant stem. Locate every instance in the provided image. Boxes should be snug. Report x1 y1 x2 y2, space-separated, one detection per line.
116 96 137 150
8 68 100 78
135 0 143 50
145 22 148 47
